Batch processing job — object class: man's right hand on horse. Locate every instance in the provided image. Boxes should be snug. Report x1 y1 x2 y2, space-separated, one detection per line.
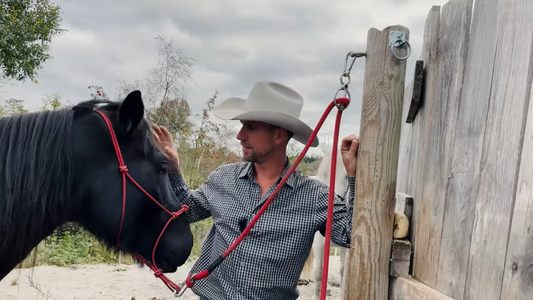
152 124 181 174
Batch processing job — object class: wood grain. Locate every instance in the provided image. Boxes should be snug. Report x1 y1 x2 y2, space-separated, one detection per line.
395 7 441 287
427 0 473 298
343 24 408 300
408 5 441 286
465 0 533 299
500 59 533 299
429 0 498 298
395 80 414 195
389 277 454 300
390 240 412 278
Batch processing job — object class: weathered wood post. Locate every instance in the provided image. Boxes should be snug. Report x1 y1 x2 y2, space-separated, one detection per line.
343 25 409 300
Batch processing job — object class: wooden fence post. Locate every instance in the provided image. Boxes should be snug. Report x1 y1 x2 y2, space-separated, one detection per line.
343 25 409 300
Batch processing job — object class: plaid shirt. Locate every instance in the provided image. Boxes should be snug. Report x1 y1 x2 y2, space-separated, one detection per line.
168 159 355 300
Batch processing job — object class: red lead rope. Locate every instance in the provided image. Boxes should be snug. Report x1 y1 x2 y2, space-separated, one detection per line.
176 97 351 297
93 109 190 293
94 96 351 298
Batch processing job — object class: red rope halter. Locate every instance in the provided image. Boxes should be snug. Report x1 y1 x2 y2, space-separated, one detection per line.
94 109 189 293
94 83 355 298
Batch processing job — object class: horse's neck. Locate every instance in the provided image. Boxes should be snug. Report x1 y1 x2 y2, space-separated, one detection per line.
0 217 62 279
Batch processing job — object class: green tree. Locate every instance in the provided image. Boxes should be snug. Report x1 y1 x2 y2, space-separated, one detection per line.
0 0 66 82
39 91 70 110
0 98 28 116
115 35 197 139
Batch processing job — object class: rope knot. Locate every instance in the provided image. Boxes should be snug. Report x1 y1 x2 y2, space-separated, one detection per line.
154 269 163 278
119 166 128 173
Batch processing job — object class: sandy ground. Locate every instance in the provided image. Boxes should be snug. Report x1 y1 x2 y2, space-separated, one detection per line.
1 257 343 300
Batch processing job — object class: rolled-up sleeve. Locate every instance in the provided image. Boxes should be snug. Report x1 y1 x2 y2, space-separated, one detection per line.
315 176 356 248
168 170 215 223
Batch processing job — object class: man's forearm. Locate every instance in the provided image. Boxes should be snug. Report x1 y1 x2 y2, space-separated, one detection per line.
168 172 212 223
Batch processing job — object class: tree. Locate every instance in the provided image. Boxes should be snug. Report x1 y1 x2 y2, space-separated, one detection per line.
88 85 109 101
0 98 28 116
0 0 66 82
115 35 197 139
40 91 70 110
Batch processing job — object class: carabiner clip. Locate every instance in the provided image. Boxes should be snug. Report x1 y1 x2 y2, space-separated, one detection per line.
174 282 188 297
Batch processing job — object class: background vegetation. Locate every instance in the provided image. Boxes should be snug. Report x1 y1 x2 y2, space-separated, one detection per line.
1 35 324 269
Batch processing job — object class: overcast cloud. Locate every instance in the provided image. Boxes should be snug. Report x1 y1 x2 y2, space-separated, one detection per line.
2 0 449 156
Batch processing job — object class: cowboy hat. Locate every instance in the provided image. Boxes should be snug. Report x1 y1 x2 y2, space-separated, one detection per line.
212 81 319 147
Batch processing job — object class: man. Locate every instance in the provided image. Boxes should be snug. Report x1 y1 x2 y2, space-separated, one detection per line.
152 81 359 300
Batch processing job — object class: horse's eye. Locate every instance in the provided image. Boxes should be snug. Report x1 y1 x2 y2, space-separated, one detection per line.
157 163 167 174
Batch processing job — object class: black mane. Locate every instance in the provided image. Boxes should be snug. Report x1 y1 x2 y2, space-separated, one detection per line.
0 107 75 254
0 98 159 266
0 94 195 280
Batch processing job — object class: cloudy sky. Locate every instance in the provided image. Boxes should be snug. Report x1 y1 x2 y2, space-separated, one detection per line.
2 0 448 156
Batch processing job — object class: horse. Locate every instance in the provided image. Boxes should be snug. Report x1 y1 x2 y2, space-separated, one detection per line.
299 144 350 299
0 90 194 286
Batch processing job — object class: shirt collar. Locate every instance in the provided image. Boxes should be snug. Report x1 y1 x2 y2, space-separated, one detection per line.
239 157 298 188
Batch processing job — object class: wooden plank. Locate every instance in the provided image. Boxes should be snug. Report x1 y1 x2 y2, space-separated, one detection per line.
500 65 533 299
395 7 441 286
389 277 454 300
343 24 409 300
409 5 441 286
395 80 414 194
395 192 413 221
464 0 533 299
396 5 440 199
432 0 498 298
390 240 412 278
421 0 474 298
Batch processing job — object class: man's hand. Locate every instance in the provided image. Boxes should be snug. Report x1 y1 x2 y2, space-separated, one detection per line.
152 124 181 174
340 134 359 177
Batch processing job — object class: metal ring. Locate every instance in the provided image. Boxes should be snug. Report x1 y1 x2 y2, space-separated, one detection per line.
340 72 351 86
334 87 351 101
334 88 350 111
390 39 411 60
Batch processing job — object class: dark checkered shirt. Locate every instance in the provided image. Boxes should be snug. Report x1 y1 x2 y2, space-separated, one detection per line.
168 159 355 300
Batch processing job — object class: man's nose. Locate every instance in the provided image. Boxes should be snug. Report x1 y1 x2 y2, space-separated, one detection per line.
236 128 246 140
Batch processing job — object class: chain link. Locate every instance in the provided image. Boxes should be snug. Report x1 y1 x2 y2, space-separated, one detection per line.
334 51 366 110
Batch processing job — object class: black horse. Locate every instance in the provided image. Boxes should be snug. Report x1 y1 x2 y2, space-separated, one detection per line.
0 90 194 283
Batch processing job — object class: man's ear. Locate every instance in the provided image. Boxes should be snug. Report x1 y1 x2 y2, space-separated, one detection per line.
273 128 289 146
119 90 144 132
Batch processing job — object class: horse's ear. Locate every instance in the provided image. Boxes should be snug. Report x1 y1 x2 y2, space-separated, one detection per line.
119 90 144 131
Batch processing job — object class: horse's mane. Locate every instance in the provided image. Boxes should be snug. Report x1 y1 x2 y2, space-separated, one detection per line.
0 98 158 257
0 106 76 253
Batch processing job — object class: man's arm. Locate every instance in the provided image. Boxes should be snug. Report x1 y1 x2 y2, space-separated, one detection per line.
315 176 356 248
167 169 218 223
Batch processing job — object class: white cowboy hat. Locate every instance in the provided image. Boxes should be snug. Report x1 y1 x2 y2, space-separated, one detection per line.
212 81 319 147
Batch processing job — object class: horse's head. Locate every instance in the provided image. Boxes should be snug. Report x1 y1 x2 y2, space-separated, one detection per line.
70 90 193 273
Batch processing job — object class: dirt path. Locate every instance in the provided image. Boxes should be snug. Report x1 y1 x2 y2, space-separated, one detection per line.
1 258 343 299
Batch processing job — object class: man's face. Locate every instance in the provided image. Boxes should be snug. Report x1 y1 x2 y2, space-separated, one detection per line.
236 121 283 163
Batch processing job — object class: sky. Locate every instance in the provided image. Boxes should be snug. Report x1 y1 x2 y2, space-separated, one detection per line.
2 0 449 156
